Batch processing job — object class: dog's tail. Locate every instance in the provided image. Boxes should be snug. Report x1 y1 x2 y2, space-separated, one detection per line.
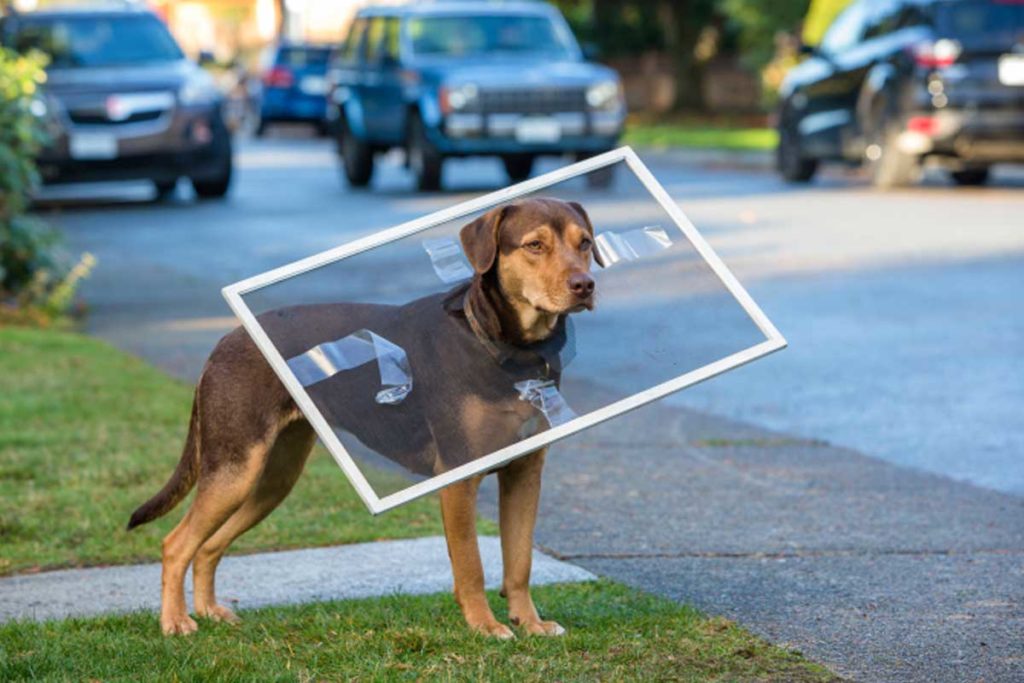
126 389 201 531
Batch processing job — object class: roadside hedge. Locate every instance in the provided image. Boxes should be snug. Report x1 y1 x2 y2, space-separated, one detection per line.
0 47 91 324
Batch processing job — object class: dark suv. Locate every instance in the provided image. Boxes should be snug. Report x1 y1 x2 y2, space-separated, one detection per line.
777 0 1024 187
327 1 625 190
1 6 233 198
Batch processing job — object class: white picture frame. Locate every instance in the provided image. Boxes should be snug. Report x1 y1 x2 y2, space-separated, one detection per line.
222 146 787 514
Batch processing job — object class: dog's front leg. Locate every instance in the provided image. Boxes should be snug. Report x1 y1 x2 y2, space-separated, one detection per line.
439 475 513 639
498 448 565 636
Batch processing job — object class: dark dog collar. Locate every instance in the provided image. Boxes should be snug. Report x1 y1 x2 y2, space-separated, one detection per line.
444 284 573 377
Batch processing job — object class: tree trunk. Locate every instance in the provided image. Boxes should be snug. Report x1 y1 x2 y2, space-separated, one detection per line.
660 0 712 112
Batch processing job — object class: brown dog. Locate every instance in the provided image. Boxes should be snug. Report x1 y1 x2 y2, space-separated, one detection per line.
128 197 599 639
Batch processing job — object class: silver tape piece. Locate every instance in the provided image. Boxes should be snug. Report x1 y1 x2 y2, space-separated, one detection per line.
287 330 413 405
514 379 577 427
422 237 474 283
595 225 672 267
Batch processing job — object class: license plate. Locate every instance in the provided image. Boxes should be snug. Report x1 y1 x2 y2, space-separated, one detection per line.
515 117 561 144
300 76 328 95
998 54 1024 86
69 133 118 160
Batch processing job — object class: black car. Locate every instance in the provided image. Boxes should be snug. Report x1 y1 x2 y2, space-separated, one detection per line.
0 6 233 199
777 0 1024 187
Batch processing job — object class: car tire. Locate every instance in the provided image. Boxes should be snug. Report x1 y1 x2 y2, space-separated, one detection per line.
409 114 443 191
866 117 917 190
153 179 177 201
574 152 615 188
339 118 374 188
951 168 989 186
776 111 817 183
191 131 233 200
503 154 535 183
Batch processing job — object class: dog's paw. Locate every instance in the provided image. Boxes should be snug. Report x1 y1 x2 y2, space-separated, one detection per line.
161 613 198 636
471 620 516 640
516 618 566 637
197 604 241 625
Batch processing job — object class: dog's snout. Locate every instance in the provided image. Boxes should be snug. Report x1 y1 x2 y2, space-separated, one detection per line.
568 272 595 298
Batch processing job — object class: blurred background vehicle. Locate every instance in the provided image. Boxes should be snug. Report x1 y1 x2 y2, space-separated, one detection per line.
0 4 233 200
326 1 626 191
777 0 1024 188
256 42 332 137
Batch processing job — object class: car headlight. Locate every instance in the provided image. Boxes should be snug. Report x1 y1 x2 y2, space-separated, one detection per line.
179 71 219 106
586 80 622 111
442 83 478 113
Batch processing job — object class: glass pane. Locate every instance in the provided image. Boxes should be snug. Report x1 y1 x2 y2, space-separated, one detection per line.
236 156 773 505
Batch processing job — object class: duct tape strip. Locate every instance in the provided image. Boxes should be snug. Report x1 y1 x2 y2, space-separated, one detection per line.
287 329 413 405
423 237 474 283
514 379 577 428
595 225 672 267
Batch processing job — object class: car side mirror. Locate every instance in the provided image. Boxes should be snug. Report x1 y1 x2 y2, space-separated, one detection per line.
197 50 216 67
581 41 601 61
379 54 400 69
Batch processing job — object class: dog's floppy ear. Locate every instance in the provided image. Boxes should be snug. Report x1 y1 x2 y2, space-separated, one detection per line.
460 204 513 274
568 201 604 267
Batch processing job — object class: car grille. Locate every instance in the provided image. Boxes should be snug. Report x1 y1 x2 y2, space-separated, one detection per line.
477 87 588 114
68 109 165 125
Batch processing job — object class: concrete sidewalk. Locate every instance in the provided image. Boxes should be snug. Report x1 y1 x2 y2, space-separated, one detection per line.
0 536 594 624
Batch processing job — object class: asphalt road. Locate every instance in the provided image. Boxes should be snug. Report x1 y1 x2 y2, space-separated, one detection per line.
39 135 1024 681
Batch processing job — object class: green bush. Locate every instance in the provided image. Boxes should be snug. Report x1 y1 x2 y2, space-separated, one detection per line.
0 47 92 324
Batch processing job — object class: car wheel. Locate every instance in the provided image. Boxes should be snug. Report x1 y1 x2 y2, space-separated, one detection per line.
192 132 233 199
865 117 917 189
153 179 177 201
776 113 817 183
339 118 373 188
409 114 443 191
503 154 535 183
574 152 615 188
951 168 989 186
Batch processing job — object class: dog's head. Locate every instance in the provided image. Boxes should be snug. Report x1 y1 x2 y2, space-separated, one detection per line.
459 197 602 317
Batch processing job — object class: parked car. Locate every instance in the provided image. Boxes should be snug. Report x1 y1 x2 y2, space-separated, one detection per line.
327 0 626 191
777 0 1024 188
0 5 233 199
257 43 332 137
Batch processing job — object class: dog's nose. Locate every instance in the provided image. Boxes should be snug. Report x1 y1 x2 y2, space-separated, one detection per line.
568 272 595 298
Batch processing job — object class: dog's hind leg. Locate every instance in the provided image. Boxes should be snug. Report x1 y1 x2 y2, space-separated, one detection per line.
192 420 316 624
498 448 564 636
159 437 274 636
439 475 514 639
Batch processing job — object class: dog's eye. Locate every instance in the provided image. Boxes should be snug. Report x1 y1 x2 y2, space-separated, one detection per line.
579 238 592 251
524 240 544 252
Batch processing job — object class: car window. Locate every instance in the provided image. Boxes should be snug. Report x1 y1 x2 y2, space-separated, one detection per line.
364 17 386 63
820 1 872 55
932 0 1024 47
382 17 400 63
340 17 367 62
408 13 576 59
10 14 183 67
276 47 330 69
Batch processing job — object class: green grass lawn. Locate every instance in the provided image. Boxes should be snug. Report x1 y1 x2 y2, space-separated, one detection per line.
0 326 487 576
0 581 835 682
624 120 778 152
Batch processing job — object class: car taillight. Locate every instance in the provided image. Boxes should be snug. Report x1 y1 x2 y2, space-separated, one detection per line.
910 39 961 68
263 66 294 89
907 115 938 136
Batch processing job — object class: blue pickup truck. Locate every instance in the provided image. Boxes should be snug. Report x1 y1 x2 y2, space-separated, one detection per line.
326 1 626 190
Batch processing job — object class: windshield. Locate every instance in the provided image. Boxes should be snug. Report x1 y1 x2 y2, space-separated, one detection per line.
408 14 577 59
276 47 331 70
934 0 1024 48
10 14 183 68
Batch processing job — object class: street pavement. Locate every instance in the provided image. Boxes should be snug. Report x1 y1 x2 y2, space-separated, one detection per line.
38 135 1024 681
